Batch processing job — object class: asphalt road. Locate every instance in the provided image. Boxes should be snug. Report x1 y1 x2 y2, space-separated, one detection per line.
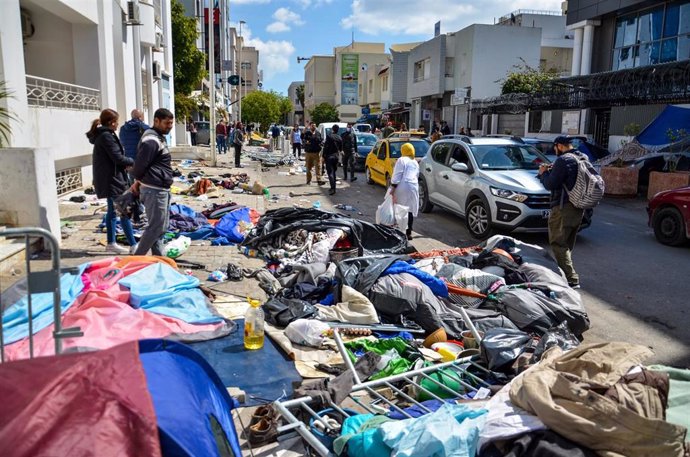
264 156 690 367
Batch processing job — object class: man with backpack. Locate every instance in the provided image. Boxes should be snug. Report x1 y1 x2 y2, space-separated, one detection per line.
119 109 149 160
539 136 604 289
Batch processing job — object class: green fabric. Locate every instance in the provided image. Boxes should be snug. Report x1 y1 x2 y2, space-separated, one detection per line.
345 337 416 381
332 414 392 456
370 357 413 381
418 366 466 401
648 364 690 430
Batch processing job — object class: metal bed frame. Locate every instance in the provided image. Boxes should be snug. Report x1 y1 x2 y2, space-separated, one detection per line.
0 227 82 363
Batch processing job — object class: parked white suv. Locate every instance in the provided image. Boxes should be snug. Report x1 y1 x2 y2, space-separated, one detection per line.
418 138 553 239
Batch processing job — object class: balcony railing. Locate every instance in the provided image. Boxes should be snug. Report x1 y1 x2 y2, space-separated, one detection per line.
26 75 100 110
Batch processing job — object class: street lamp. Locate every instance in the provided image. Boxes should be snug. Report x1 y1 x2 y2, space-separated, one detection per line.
238 20 246 124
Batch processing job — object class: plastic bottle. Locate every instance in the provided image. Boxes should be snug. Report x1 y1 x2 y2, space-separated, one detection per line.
244 298 265 350
262 187 271 199
241 246 259 258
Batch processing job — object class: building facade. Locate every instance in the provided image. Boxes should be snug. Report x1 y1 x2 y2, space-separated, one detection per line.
303 55 335 124
0 0 175 237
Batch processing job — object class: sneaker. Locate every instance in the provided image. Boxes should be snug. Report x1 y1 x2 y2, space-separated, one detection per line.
568 282 581 289
129 244 139 255
248 417 277 447
106 243 129 255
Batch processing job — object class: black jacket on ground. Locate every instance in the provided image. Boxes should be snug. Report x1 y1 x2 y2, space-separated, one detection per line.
88 126 134 199
539 150 581 208
341 130 357 155
132 128 173 189
322 133 343 158
303 129 323 153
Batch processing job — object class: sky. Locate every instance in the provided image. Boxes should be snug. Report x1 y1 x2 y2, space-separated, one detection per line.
228 0 564 94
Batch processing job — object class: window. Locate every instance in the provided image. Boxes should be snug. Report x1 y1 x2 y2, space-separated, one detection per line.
369 79 373 94
444 57 454 77
377 143 387 160
613 1 690 70
382 75 389 92
241 62 252 70
414 58 430 82
431 143 451 165
358 83 362 97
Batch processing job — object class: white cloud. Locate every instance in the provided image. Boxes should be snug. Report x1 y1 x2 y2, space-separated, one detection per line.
294 0 333 9
341 0 563 36
231 0 271 4
266 7 304 33
236 23 296 81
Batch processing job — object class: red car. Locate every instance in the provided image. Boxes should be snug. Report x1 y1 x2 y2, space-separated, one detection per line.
647 186 690 246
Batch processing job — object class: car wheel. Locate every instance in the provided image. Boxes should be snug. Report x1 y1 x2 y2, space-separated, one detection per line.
653 207 687 246
365 167 374 184
419 177 433 213
466 198 493 239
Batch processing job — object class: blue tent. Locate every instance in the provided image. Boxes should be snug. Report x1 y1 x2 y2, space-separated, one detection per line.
139 339 242 457
636 105 690 146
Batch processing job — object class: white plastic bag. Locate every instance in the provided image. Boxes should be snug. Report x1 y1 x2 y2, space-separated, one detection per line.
376 193 396 226
394 204 409 230
284 319 330 347
163 235 191 259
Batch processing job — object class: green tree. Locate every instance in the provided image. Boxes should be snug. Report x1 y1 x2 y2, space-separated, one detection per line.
296 84 305 109
0 81 18 147
500 60 559 95
171 0 206 120
309 103 339 125
241 90 281 131
279 95 293 125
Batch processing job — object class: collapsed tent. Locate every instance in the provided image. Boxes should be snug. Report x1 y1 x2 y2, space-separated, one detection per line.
242 207 409 257
636 104 690 146
0 339 242 457
2 257 234 361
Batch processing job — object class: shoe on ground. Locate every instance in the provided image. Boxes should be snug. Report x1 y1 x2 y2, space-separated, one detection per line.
248 417 278 447
129 243 139 255
249 404 276 427
568 282 581 289
350 176 358 182
106 243 129 255
328 189 336 195
406 231 413 240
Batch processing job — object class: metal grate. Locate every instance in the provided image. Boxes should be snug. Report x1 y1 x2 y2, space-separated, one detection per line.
55 167 83 196
26 75 100 110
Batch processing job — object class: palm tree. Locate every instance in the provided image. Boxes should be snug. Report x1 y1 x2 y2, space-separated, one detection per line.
0 81 17 147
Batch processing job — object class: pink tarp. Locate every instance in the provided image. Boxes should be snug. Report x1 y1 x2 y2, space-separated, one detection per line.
4 257 231 361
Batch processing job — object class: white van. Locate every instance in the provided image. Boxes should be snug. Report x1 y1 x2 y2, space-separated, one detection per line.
317 122 348 138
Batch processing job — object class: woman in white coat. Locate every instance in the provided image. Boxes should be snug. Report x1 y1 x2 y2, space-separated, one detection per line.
390 142 419 240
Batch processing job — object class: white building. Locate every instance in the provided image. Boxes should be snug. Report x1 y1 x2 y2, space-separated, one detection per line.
0 0 175 238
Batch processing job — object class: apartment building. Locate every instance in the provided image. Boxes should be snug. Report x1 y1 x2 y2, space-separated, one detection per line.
303 55 335 124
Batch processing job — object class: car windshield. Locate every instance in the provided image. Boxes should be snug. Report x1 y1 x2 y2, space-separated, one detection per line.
389 140 430 158
355 125 371 132
357 134 377 146
470 144 548 170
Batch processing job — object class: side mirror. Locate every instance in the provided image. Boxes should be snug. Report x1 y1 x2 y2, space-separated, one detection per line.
451 162 469 172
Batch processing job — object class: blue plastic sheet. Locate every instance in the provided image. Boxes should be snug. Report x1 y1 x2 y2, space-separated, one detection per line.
382 260 448 297
139 339 242 457
188 319 302 406
1 265 87 345
118 263 223 324
214 207 253 243
637 105 690 146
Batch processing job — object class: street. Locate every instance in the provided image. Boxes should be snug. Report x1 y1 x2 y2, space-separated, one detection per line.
262 152 690 367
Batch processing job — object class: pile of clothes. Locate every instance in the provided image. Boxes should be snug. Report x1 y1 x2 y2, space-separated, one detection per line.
168 203 260 245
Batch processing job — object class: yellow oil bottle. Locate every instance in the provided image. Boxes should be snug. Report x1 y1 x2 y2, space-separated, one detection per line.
244 298 265 350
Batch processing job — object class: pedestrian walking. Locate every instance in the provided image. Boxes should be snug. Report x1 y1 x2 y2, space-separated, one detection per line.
382 121 395 139
87 108 138 255
390 142 419 240
290 124 302 159
323 124 343 195
538 136 585 289
188 120 197 146
341 123 358 182
216 120 227 154
233 122 245 168
271 124 281 151
119 109 149 160
441 120 451 136
303 122 325 185
131 108 175 256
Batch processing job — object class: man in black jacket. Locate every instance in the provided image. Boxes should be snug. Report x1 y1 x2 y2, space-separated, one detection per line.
323 124 343 195
302 122 325 185
131 108 175 256
341 123 358 182
538 136 584 289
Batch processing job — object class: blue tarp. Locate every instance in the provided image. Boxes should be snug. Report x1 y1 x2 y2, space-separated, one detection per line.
118 263 223 324
1 265 87 345
382 260 448 297
188 319 302 406
139 339 242 457
214 207 253 244
636 105 690 146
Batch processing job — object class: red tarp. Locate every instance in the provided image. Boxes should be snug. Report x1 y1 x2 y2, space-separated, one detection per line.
0 341 161 457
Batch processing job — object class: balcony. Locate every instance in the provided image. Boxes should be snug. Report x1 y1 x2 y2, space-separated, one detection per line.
26 75 100 110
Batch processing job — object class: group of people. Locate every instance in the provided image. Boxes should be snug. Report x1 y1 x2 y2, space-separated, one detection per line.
214 120 246 168
89 108 175 256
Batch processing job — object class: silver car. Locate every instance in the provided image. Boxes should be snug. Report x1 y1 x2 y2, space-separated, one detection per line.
418 138 552 239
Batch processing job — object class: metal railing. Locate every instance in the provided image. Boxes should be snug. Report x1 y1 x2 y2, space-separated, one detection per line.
499 9 563 23
0 227 83 363
26 75 100 110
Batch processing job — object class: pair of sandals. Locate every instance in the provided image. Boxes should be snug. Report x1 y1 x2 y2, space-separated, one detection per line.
247 404 278 447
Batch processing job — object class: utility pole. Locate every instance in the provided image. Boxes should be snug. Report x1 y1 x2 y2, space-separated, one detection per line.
209 1 217 166
238 20 245 125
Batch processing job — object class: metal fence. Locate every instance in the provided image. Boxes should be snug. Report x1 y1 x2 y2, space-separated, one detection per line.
26 75 100 110
55 167 83 196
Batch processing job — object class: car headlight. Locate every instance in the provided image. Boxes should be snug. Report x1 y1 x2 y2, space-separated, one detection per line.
490 187 528 203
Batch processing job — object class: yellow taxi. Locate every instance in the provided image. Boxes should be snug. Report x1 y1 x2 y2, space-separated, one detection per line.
364 135 431 187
